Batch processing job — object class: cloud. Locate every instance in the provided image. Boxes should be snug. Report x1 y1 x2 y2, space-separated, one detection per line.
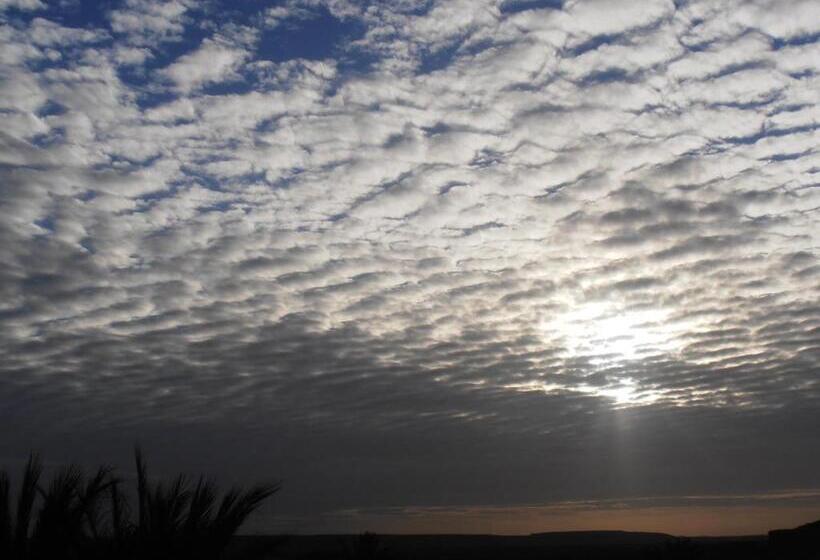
160 36 252 92
0 0 44 11
0 0 818 532
109 0 191 45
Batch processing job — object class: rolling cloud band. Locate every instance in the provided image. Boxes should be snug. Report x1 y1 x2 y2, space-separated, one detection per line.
0 0 818 534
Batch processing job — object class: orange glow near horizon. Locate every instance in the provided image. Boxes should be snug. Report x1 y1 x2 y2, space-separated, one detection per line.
310 499 820 537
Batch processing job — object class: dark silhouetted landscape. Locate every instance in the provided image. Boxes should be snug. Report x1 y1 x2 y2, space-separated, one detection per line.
230 530 808 560
231 523 820 559
2 449 819 559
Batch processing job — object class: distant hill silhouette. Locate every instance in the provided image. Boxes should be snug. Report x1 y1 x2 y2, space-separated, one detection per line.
234 530 770 559
233 521 820 559
529 530 675 546
769 519 820 559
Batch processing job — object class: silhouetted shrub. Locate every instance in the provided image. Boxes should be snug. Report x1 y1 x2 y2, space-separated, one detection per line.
0 448 279 560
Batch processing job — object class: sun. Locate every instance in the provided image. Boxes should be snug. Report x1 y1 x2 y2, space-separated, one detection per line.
596 380 641 404
533 299 690 406
546 300 680 364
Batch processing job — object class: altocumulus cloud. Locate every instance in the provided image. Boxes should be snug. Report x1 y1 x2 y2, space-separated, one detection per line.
0 0 818 533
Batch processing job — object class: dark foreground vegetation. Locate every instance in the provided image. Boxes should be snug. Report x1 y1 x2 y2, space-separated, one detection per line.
2 449 818 559
0 449 279 559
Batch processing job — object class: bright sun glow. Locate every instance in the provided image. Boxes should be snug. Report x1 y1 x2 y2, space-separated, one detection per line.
532 300 691 406
547 301 683 364
581 377 660 406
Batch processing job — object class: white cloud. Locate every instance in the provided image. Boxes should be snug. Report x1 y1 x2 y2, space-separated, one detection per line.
161 37 250 92
28 17 108 46
563 0 674 38
109 0 190 45
113 46 153 66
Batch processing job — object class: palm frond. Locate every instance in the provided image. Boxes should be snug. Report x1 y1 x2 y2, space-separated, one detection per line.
33 465 84 540
212 482 280 544
80 466 116 538
164 474 192 534
109 479 129 542
14 454 41 553
135 446 149 534
185 476 217 534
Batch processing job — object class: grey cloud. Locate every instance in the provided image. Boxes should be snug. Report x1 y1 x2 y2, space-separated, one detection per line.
0 0 819 532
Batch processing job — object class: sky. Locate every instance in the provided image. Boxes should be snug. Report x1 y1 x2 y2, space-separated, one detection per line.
0 0 819 536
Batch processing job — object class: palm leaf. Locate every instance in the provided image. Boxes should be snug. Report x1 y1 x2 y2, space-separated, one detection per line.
14 454 41 553
186 476 217 534
135 446 150 534
110 479 129 543
211 482 280 547
80 466 116 538
34 465 84 538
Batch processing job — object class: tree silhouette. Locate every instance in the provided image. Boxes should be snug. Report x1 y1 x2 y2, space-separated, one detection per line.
132 446 280 559
0 448 279 560
0 454 41 559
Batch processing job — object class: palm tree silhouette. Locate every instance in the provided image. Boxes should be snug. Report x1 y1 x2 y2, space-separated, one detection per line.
133 446 280 559
0 448 279 559
30 464 116 559
0 454 42 559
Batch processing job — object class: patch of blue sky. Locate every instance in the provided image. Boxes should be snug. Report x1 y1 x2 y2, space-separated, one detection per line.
764 150 814 162
225 170 269 188
77 190 97 202
197 200 236 214
35 100 66 118
418 34 502 75
714 122 819 147
563 32 625 57
566 17 670 57
708 94 783 111
33 216 55 233
390 0 435 17
577 67 635 86
175 167 224 191
256 5 366 64
438 181 469 196
199 75 257 97
253 114 290 134
421 122 452 136
136 183 184 208
90 154 162 174
418 40 465 74
787 69 814 79
78 236 95 254
770 31 820 49
499 0 563 16
24 0 112 33
767 103 814 116
29 129 65 149
131 90 178 113
708 61 769 80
